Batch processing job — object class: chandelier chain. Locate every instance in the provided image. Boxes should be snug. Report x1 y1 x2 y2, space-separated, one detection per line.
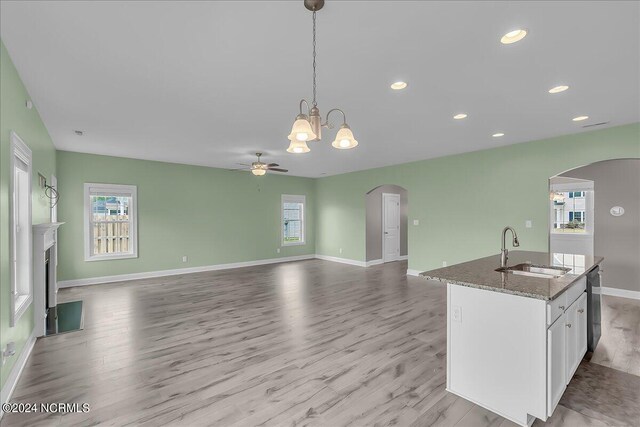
312 10 317 107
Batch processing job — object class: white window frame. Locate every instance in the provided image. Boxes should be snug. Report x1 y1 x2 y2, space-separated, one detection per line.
84 183 138 261
281 194 306 246
9 131 33 326
549 181 594 236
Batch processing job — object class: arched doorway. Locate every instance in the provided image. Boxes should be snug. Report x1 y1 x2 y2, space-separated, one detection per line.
549 158 639 297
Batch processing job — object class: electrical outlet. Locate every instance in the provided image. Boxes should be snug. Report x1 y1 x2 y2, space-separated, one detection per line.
525 220 532 228
182 256 188 263
442 261 447 267
339 248 343 254
276 248 280 254
413 219 420 226
452 306 462 323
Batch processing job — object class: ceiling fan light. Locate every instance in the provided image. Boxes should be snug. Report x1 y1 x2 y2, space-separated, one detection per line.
331 125 358 150
288 115 316 142
286 139 311 154
251 168 267 176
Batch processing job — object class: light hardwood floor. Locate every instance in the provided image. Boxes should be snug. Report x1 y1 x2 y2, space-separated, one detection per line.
3 259 639 426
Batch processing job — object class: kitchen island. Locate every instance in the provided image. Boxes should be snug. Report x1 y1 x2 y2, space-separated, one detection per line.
421 250 603 427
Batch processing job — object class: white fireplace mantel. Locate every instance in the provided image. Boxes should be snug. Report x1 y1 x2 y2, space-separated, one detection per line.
33 222 64 337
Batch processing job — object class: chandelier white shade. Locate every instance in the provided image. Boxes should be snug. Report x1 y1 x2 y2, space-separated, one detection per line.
331 125 358 149
286 139 311 154
251 168 267 176
288 114 317 142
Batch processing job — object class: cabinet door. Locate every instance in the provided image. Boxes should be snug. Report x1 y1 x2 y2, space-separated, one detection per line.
565 297 580 383
548 314 566 417
576 293 588 360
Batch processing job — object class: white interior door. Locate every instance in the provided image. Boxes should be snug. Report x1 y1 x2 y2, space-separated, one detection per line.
382 193 401 263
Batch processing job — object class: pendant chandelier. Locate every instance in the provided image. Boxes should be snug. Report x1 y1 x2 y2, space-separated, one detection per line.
287 0 359 154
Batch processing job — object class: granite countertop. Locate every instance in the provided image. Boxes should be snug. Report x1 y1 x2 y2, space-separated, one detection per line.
420 251 603 301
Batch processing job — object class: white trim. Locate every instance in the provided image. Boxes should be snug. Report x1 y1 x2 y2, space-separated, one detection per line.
315 254 367 267
365 259 383 267
281 194 306 247
550 181 594 192
9 131 33 328
406 269 422 277
84 183 138 261
59 254 317 288
398 255 408 261
600 287 640 300
0 330 37 419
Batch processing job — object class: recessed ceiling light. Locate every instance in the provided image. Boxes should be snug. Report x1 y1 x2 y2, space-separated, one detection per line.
549 85 569 94
390 81 407 90
492 133 505 137
453 113 468 120
500 29 528 44
572 116 589 122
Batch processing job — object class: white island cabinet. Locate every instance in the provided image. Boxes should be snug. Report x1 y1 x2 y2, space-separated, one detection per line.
447 277 587 426
421 251 602 427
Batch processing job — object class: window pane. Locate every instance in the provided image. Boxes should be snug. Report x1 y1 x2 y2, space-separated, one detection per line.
283 201 303 243
551 191 587 233
91 194 131 254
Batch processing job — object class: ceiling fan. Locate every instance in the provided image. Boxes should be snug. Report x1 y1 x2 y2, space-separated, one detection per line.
233 153 288 176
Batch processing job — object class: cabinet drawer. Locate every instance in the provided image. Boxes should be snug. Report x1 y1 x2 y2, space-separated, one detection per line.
547 293 567 326
547 278 587 326
566 277 586 306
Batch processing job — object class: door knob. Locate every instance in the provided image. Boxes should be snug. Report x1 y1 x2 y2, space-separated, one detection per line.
384 232 388 234
566 323 572 328
578 309 584 313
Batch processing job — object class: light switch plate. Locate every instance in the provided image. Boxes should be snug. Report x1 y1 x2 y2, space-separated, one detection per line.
525 220 532 228
413 219 420 226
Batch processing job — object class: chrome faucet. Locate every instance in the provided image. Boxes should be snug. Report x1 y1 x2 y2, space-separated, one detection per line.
501 226 520 267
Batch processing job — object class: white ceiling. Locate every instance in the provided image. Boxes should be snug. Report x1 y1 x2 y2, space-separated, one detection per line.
1 1 639 177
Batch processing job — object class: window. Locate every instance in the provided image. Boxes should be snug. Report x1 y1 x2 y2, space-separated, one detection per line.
551 190 591 233
10 132 33 326
282 195 305 246
84 183 137 260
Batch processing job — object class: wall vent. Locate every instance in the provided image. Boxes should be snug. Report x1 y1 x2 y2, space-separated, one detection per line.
582 121 609 128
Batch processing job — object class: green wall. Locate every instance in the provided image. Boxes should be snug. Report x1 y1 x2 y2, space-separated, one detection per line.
0 41 56 389
56 152 316 281
315 123 640 272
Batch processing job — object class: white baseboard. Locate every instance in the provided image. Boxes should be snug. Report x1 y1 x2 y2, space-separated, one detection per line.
600 286 640 300
406 269 422 277
315 254 367 267
0 330 37 419
58 253 417 289
58 254 317 288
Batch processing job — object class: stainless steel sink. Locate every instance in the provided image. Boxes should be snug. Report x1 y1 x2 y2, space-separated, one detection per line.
495 263 571 279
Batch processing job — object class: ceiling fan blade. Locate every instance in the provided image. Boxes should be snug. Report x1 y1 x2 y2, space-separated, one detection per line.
236 163 252 166
267 163 279 167
228 167 250 171
268 168 289 173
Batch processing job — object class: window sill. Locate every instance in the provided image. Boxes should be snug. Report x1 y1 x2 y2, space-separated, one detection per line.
85 253 138 262
14 294 33 324
282 242 306 247
550 233 592 237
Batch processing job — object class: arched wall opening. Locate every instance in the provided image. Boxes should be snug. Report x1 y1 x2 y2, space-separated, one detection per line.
549 158 639 296
365 184 408 264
